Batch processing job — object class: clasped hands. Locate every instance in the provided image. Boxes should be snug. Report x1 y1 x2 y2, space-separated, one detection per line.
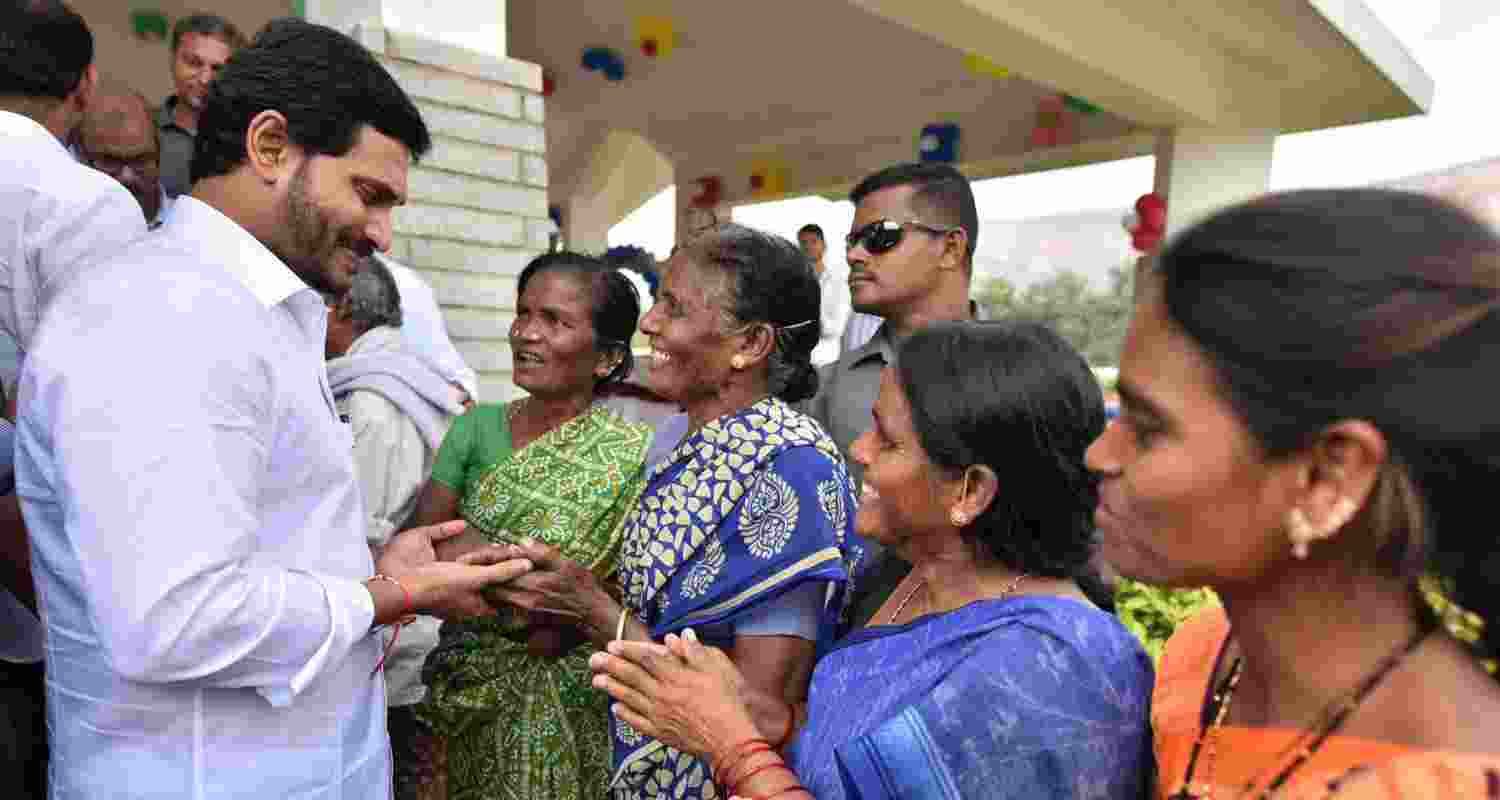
432 535 615 657
372 520 534 623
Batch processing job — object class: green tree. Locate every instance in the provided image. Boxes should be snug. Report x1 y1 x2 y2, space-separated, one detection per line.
976 263 1134 366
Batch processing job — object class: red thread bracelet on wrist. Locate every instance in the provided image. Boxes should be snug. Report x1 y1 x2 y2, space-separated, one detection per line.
713 738 772 786
726 752 790 794
368 574 417 676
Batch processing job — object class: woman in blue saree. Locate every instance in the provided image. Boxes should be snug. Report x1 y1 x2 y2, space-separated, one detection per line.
591 321 1154 800
490 224 863 800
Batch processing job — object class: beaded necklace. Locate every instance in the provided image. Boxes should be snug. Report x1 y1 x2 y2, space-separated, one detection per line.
1171 624 1432 800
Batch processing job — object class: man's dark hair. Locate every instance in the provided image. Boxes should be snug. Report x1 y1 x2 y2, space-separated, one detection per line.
850 162 979 263
171 12 246 53
191 18 431 183
0 0 93 101
797 223 824 241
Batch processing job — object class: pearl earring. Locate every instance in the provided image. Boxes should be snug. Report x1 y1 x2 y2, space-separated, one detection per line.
731 355 746 370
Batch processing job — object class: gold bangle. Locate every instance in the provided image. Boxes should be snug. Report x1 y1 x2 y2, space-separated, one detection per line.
616 607 630 642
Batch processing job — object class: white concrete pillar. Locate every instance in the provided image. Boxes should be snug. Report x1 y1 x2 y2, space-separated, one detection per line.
556 131 673 254
1153 127 1276 236
306 0 546 403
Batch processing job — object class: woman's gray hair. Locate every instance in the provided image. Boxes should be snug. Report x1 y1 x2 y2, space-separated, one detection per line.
343 256 403 332
682 223 822 403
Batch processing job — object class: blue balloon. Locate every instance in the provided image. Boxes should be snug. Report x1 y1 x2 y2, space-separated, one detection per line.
918 122 960 163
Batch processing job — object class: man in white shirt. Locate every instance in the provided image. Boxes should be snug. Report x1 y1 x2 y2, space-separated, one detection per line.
380 254 480 404
0 0 147 365
76 87 174 229
798 224 852 367
1 6 146 794
325 257 458 800
15 19 530 799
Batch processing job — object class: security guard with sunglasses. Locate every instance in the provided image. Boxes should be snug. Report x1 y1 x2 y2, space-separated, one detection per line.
804 162 978 631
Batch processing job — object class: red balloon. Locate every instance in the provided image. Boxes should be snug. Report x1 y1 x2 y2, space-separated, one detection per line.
1135 192 1166 217
1139 205 1167 230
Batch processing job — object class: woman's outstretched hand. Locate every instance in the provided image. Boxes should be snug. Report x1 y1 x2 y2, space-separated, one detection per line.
588 628 761 758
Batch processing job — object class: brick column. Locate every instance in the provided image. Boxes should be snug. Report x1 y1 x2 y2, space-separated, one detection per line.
348 22 548 403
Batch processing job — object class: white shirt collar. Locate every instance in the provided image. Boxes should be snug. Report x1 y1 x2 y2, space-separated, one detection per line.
164 196 308 308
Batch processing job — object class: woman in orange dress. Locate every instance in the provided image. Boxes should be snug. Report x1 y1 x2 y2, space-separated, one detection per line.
1086 188 1500 800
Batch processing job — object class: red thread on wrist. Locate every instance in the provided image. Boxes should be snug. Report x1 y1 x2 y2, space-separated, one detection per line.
713 739 772 787
368 574 417 677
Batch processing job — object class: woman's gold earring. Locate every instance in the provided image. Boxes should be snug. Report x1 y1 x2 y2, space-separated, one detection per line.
1287 507 1315 559
950 510 967 527
731 355 746 370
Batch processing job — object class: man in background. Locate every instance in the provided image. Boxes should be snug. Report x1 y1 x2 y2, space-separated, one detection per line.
798 223 851 367
806 162 978 628
157 13 244 197
77 87 171 227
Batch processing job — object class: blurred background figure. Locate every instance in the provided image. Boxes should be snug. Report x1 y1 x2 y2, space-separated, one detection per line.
325 257 463 800
797 223 850 367
156 13 243 198
77 87 169 227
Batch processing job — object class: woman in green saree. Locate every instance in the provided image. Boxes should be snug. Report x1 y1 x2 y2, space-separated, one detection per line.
406 251 669 800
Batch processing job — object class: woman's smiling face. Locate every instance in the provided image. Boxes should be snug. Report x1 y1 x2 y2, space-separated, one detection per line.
848 368 954 553
637 254 738 408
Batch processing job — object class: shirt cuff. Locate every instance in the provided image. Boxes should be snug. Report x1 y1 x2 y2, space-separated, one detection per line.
255 572 377 708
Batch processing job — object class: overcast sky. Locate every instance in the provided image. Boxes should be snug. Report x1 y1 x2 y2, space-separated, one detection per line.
611 1 1500 263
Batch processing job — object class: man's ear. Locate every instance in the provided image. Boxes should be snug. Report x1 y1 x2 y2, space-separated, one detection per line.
244 110 297 187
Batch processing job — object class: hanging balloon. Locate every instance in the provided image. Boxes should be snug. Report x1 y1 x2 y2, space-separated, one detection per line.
581 47 627 82
130 9 169 42
1030 95 1075 149
1063 94 1102 115
1135 192 1167 228
636 16 677 58
747 160 790 198
690 176 723 209
1124 192 1168 253
963 52 1011 79
918 123 960 163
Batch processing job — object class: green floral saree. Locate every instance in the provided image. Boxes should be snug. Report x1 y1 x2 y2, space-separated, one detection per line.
418 403 652 800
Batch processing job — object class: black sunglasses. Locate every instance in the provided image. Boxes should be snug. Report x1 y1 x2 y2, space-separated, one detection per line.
845 219 960 255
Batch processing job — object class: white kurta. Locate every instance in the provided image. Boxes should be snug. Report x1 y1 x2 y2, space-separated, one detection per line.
16 196 390 799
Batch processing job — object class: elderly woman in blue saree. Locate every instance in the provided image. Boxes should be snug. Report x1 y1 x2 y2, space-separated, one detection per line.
491 224 863 800
590 321 1154 800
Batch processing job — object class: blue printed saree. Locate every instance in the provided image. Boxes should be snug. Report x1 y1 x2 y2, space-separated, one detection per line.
609 397 861 800
793 596 1154 800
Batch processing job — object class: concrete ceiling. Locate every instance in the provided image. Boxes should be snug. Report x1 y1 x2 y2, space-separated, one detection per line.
510 0 1430 212
508 0 1138 208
